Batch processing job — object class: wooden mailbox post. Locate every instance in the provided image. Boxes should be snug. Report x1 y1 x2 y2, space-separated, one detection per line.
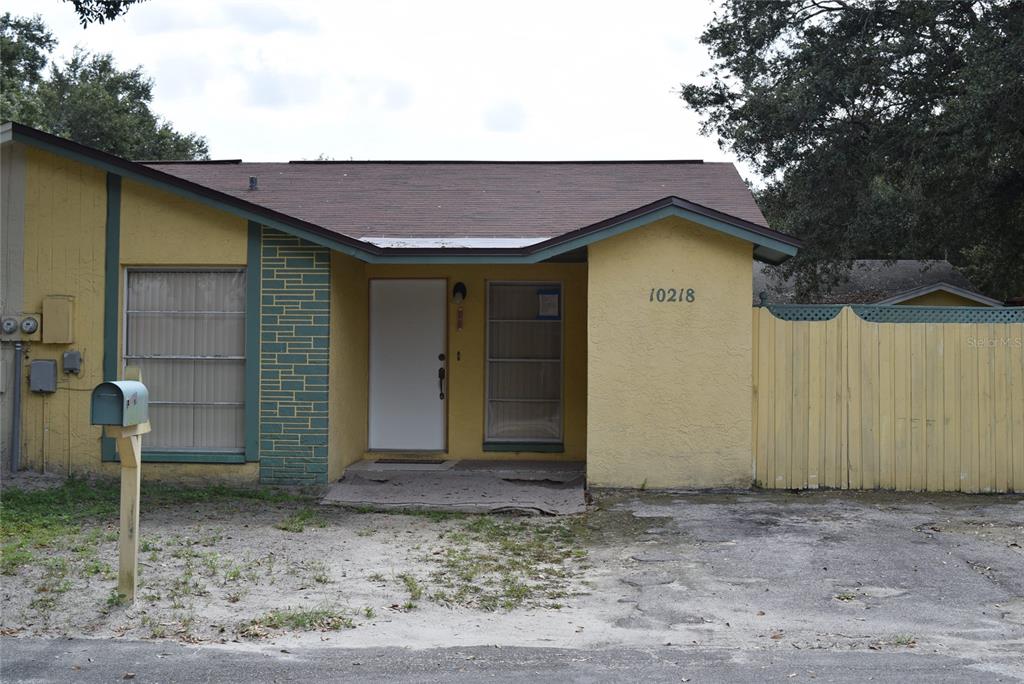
91 377 150 603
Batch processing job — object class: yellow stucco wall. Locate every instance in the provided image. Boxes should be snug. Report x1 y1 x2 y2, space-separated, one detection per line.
119 180 247 266
328 252 368 480
896 290 991 307
17 149 255 483
19 147 107 476
587 216 754 488
326 262 588 471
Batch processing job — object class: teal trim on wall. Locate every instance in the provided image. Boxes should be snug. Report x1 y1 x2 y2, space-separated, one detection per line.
245 222 261 463
483 442 565 453
101 173 121 463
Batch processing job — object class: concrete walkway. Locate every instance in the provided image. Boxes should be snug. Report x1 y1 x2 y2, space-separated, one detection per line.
321 459 586 515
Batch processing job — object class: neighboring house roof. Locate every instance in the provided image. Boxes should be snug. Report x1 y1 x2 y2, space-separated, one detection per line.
874 283 1004 307
1 122 800 264
754 260 1002 306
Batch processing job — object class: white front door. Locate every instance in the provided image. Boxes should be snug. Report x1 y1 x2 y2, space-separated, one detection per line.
368 279 447 451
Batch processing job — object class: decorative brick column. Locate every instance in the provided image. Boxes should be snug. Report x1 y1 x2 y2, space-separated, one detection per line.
258 228 331 484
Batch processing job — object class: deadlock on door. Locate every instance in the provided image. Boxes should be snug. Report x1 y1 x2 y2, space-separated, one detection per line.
438 353 447 399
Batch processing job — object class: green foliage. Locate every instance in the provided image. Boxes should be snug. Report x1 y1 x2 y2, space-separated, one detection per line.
682 0 1024 300
0 478 313 574
0 13 208 160
0 13 55 125
106 588 127 607
63 0 145 27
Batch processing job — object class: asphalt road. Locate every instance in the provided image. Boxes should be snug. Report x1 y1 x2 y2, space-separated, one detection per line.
1 637 1016 683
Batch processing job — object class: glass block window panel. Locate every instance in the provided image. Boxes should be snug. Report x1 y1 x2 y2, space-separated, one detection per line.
486 283 562 443
125 270 246 452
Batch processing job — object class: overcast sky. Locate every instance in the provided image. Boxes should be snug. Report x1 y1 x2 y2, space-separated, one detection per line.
7 0 746 173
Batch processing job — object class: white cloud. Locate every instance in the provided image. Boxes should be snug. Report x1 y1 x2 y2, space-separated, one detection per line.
245 70 322 107
221 1 317 35
483 101 525 133
3 0 753 178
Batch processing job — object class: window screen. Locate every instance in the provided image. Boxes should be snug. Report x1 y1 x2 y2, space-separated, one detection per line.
486 283 562 443
125 270 246 452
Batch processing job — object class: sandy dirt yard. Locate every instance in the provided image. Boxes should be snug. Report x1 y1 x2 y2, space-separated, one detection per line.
1 476 1022 678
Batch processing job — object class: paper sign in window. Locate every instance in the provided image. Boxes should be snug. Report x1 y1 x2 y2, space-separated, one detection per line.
537 291 560 319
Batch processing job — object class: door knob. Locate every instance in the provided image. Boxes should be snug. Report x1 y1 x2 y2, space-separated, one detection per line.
438 366 446 400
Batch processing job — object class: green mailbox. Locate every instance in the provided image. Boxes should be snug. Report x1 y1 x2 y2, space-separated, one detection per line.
91 381 149 427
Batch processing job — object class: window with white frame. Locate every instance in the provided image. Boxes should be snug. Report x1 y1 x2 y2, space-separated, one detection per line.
486 282 562 443
125 270 246 452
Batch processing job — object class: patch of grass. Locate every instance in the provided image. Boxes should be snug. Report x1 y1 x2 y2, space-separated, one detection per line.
0 480 119 574
1 545 35 575
363 606 375 619
0 479 314 577
890 634 917 647
275 509 328 533
169 567 208 600
239 607 355 637
139 537 162 553
398 573 423 600
35 558 71 596
427 515 587 612
30 595 58 611
834 592 858 602
106 589 127 608
305 560 331 584
367 572 386 583
175 611 197 638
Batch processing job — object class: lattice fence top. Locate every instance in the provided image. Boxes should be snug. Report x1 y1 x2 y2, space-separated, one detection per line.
765 304 1024 324
764 305 843 321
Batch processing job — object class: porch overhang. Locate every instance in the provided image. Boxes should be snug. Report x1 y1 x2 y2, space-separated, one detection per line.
4 122 801 265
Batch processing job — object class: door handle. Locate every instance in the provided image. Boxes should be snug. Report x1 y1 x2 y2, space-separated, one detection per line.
438 366 446 400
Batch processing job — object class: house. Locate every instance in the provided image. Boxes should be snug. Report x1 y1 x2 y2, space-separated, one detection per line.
754 260 1004 307
0 122 801 490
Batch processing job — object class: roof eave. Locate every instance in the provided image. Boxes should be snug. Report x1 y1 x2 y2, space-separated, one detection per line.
519 196 800 264
6 122 801 265
876 282 1004 307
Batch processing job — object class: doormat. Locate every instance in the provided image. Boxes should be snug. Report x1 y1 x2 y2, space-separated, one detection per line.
375 458 447 465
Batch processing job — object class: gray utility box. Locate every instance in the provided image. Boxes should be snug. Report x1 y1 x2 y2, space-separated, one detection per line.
91 381 149 426
29 359 58 393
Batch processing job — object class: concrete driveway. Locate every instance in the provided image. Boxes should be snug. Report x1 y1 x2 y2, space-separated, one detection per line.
583 489 1023 678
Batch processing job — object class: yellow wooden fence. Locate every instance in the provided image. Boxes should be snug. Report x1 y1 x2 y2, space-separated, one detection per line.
752 307 1024 492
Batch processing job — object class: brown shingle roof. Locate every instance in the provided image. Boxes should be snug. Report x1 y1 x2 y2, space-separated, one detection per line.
144 160 768 240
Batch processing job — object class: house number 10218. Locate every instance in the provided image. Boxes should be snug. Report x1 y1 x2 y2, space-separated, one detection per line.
649 288 695 303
